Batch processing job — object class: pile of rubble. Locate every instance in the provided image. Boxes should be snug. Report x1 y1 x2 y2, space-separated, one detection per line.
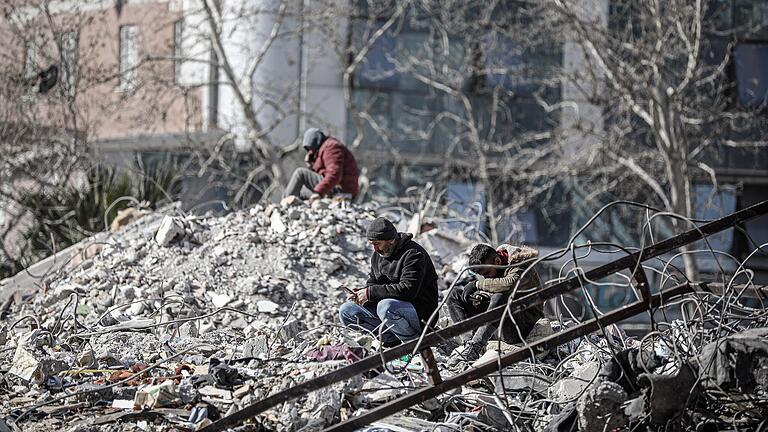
1 198 767 432
0 198 377 431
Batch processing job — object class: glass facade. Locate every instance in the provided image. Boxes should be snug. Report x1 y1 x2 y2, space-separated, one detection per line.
348 1 766 251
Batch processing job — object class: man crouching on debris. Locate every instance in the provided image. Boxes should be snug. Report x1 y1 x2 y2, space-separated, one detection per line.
339 217 439 347
447 244 544 362
283 128 360 200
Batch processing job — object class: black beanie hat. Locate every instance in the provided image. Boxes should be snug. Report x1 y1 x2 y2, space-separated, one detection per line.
367 217 397 241
303 128 326 151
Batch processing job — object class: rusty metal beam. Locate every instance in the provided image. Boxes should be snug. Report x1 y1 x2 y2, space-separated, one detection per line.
200 200 768 432
324 282 694 431
419 348 442 385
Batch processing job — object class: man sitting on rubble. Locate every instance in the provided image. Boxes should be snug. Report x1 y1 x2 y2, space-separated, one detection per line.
447 243 544 362
283 128 360 201
339 217 439 347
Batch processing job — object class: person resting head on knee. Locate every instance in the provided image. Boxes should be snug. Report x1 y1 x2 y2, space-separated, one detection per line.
446 243 544 364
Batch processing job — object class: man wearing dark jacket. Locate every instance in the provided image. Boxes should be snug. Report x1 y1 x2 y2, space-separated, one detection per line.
284 128 360 200
447 243 544 362
339 217 439 347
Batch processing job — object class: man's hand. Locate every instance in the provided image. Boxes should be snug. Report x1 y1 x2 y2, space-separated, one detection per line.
347 288 369 305
462 282 490 306
304 150 317 167
309 193 321 202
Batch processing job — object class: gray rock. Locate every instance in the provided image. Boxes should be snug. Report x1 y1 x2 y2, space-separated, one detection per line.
155 216 185 246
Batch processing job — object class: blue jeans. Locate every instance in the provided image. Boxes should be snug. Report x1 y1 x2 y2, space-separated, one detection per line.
339 299 422 345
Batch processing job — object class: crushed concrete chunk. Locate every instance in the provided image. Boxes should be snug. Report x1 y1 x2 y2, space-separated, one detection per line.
8 346 70 384
210 292 232 308
257 300 279 313
270 211 287 233
111 399 134 409
155 216 185 246
280 195 304 208
134 381 178 409
549 361 600 402
199 385 232 399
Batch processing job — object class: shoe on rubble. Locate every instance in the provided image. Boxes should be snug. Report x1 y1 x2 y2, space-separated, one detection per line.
448 341 483 366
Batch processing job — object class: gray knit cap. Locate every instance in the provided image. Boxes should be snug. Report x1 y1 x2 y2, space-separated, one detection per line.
366 217 397 241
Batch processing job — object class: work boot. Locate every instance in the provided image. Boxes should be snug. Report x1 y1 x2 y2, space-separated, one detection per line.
448 341 484 366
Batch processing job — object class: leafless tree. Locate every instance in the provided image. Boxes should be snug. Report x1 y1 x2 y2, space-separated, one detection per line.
0 1 90 275
540 0 768 277
345 0 767 278
344 0 566 242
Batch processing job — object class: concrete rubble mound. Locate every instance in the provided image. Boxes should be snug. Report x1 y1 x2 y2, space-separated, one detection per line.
0 200 767 432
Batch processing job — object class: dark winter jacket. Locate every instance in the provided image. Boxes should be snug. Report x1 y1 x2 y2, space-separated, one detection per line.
365 233 439 322
311 137 360 197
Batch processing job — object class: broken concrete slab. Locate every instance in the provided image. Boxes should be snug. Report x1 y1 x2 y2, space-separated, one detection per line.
8 345 70 385
577 380 628 432
134 381 179 409
210 292 232 308
697 327 768 393
270 211 287 234
155 216 185 246
257 300 279 314
198 385 232 400
549 361 600 402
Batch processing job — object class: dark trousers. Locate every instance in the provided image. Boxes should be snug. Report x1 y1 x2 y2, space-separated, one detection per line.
446 282 542 346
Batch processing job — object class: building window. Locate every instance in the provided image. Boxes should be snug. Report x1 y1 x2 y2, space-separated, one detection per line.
24 41 37 79
734 43 768 107
60 31 78 96
174 19 183 84
480 32 530 94
119 25 139 91
351 20 398 89
733 0 768 39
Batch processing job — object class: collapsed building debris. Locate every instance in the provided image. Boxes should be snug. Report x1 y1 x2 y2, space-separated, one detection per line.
0 199 767 432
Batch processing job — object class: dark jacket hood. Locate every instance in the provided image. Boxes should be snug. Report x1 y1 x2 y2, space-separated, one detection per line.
391 232 414 254
303 128 326 151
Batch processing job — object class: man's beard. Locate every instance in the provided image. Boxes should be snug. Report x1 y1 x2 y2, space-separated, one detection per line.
378 242 396 257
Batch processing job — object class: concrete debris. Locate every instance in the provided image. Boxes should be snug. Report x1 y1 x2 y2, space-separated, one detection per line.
280 195 304 208
549 361 599 402
0 199 385 431
8 344 71 385
112 399 135 410
577 380 628 431
210 292 232 308
257 299 280 313
134 381 179 409
696 327 768 392
2 199 768 432
270 211 287 233
155 215 185 246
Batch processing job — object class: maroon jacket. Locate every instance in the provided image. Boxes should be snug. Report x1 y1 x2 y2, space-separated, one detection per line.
311 137 360 197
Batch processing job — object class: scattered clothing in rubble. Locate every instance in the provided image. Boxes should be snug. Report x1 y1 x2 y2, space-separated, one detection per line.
599 347 662 393
209 358 243 388
306 343 365 363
